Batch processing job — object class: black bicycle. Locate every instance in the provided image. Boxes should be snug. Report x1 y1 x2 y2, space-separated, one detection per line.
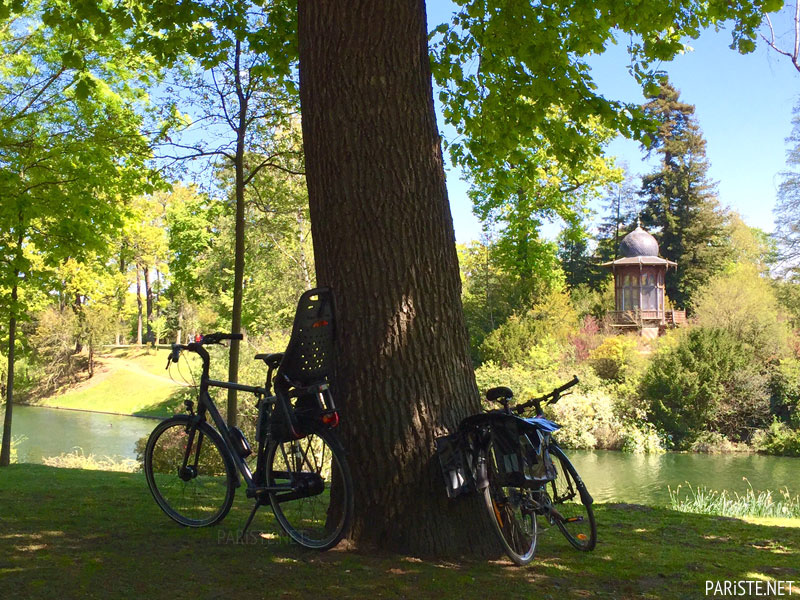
436 376 596 565
143 288 353 551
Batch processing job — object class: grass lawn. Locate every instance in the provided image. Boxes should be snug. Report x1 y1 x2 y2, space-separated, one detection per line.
34 347 198 418
1 464 798 599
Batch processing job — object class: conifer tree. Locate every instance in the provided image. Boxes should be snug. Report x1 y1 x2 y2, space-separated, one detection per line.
639 80 732 310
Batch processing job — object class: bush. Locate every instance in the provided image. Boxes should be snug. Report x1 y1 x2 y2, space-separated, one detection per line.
480 289 578 367
688 431 748 454
770 358 800 428
619 423 666 454
641 327 772 445
589 335 641 381
752 420 800 457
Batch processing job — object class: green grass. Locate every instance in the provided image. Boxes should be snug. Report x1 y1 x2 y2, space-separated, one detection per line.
1 464 799 599
669 480 800 519
33 347 196 418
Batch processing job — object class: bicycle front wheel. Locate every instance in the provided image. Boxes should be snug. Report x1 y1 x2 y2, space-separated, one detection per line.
266 428 353 550
482 442 538 565
546 445 596 550
144 415 236 527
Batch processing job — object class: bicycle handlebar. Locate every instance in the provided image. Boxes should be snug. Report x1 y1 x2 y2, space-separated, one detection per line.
513 375 579 415
166 332 243 368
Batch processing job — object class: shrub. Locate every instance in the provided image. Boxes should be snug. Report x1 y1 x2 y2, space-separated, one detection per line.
619 423 666 454
546 390 623 451
688 431 748 454
480 289 578 367
692 263 789 362
589 335 641 381
770 358 800 428
752 420 800 457
641 327 772 445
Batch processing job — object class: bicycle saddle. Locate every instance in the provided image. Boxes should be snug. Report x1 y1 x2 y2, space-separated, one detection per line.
486 386 513 402
255 352 284 368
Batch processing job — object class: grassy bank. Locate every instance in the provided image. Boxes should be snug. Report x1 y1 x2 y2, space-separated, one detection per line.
1 464 798 599
31 347 194 418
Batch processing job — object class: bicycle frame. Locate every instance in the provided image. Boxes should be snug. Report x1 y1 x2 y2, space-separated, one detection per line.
182 342 294 500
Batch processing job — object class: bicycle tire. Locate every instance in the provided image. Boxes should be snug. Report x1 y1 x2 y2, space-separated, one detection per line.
144 415 236 527
482 440 538 565
545 445 596 550
265 428 353 550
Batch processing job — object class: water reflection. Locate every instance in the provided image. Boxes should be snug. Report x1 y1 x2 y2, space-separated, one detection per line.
4 404 798 507
569 449 800 506
2 404 157 464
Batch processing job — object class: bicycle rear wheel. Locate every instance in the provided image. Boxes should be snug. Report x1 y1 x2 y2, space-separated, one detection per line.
482 441 537 565
544 445 596 550
265 428 353 550
144 415 236 527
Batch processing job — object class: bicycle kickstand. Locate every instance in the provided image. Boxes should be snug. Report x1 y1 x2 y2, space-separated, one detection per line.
238 499 264 542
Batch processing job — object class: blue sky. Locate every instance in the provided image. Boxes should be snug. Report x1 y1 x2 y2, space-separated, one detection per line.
426 3 800 244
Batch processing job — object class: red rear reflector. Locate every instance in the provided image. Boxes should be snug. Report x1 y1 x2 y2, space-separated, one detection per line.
312 320 329 328
321 412 339 428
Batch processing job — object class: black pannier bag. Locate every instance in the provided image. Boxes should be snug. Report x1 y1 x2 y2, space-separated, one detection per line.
435 433 474 498
492 419 557 487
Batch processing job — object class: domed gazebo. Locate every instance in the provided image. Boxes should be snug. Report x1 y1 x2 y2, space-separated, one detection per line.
602 226 680 336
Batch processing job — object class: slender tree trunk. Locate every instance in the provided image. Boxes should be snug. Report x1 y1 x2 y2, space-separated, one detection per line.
0 288 17 467
1 229 23 467
226 39 248 428
296 209 313 289
73 293 83 354
136 265 143 345
143 265 154 346
298 0 497 556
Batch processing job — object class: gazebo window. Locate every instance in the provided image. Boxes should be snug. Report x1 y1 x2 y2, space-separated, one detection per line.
621 274 639 311
642 272 657 311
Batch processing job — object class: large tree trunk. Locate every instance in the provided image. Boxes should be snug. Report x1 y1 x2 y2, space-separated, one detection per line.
298 0 497 556
0 270 20 466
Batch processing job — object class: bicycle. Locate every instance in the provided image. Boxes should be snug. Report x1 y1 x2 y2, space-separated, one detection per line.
143 288 354 551
436 376 596 565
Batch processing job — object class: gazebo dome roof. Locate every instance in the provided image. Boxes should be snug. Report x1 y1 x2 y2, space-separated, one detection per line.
619 226 659 258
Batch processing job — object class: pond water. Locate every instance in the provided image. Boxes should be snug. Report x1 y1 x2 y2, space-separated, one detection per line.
3 404 157 464
4 403 798 506
568 448 799 505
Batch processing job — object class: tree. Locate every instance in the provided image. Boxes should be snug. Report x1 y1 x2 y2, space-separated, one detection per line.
0 3 158 466
774 98 800 274
639 80 733 310
297 0 772 556
32 0 782 553
761 1 800 72
158 1 301 427
594 171 644 266
298 1 496 555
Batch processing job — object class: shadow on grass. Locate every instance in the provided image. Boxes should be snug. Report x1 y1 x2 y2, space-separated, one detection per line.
133 388 193 419
1 465 798 599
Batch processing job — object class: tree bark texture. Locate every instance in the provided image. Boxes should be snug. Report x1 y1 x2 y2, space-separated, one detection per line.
0 279 18 467
298 0 498 556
